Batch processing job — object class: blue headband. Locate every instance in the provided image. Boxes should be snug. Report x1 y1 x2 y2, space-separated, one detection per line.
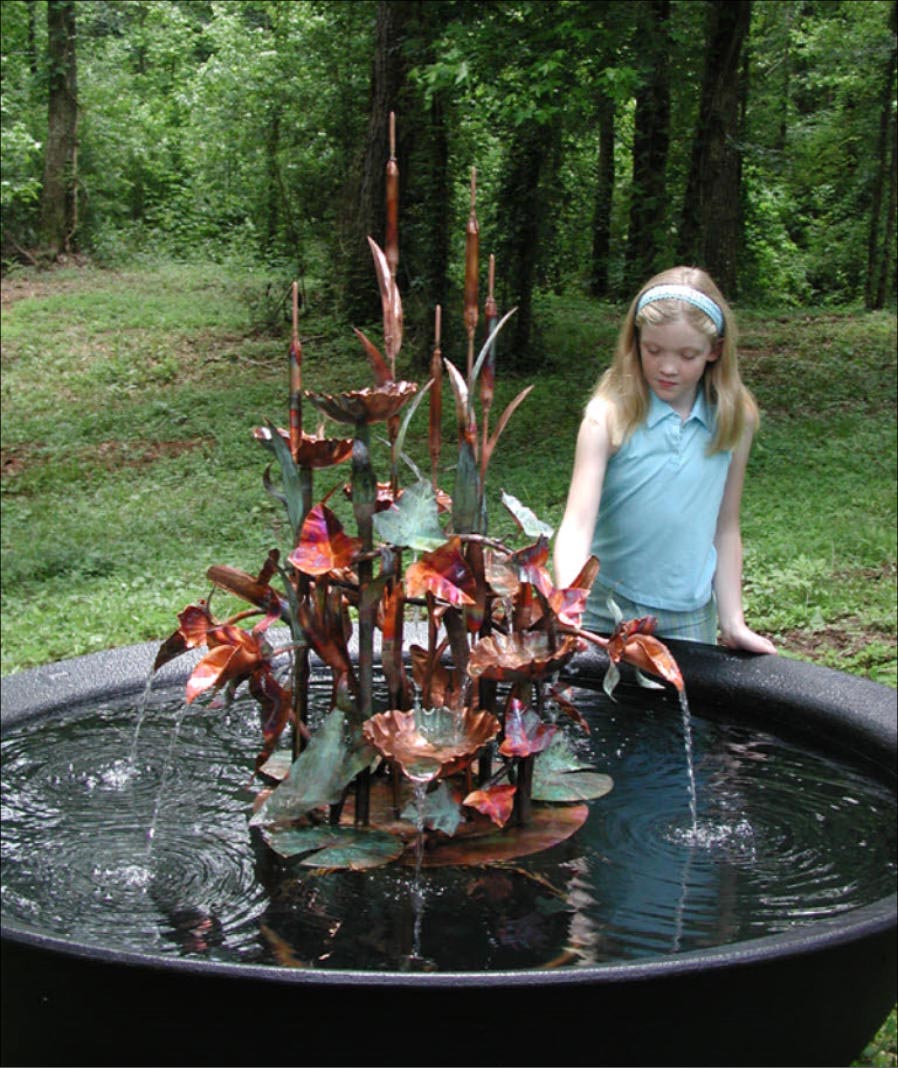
636 284 725 335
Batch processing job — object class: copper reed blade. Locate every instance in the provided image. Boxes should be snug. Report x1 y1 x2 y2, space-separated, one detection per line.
481 253 498 464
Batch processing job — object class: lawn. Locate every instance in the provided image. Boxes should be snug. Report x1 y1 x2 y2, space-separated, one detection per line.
2 262 895 682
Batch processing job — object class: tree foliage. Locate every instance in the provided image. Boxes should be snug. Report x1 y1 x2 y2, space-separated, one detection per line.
1 0 894 327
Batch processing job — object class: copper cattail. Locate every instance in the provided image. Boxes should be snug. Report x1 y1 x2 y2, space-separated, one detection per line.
289 281 303 464
385 111 399 281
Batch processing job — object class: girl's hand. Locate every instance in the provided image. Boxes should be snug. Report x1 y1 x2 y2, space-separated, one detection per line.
719 622 777 655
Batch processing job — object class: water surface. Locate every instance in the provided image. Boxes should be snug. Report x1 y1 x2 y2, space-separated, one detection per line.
2 680 894 972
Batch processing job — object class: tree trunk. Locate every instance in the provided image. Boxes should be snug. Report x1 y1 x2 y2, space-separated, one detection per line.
677 1 752 295
874 105 896 310
589 88 616 298
39 0 78 257
865 0 897 310
775 3 798 156
26 0 39 76
265 108 281 255
340 1 451 365
625 0 671 292
400 89 451 367
495 121 557 368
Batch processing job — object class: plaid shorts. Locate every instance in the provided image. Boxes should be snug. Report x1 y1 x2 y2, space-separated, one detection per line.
583 588 719 645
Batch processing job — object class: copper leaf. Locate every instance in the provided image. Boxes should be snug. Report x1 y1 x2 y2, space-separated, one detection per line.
260 825 404 870
463 784 517 828
621 633 685 692
547 684 590 734
206 564 288 619
469 306 517 386
353 327 392 385
298 829 405 870
404 537 477 607
250 709 372 826
367 236 403 365
531 735 613 802
501 490 554 538
248 667 292 770
154 601 214 671
288 503 363 576
482 385 534 476
452 438 482 536
262 417 306 534
373 480 445 551
499 702 557 758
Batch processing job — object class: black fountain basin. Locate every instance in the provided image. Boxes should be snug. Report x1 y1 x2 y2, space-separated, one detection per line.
2 640 895 1068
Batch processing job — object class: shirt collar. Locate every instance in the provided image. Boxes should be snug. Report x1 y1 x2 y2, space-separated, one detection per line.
646 388 713 429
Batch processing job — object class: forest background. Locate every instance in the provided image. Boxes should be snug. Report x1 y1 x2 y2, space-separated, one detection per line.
2 0 896 355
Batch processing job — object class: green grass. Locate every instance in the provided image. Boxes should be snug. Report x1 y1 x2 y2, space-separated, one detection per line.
1 262 896 1062
2 268 896 681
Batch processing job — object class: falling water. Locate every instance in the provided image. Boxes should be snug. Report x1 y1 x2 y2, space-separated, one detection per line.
678 689 699 836
145 703 189 854
128 668 160 770
406 778 433 970
670 842 696 953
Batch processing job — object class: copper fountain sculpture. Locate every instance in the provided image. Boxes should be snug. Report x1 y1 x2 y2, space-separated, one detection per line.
153 114 684 870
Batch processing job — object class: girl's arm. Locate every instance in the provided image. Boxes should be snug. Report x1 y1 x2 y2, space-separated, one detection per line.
714 429 777 654
553 398 614 589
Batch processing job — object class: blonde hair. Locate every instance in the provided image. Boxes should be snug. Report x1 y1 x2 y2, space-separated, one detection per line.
592 266 758 453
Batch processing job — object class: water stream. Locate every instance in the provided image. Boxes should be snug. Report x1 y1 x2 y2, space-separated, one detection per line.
127 668 159 771
407 779 433 970
145 703 189 852
2 678 895 972
678 689 699 836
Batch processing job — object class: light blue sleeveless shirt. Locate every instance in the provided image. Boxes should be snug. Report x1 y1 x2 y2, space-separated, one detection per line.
589 390 732 612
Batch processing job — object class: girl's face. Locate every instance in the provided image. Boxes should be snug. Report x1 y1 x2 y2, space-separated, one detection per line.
638 318 719 417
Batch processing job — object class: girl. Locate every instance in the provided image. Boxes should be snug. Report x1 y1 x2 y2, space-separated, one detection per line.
553 266 776 654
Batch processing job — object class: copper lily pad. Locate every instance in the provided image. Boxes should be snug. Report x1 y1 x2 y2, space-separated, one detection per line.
401 802 589 868
335 778 590 868
259 824 405 870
